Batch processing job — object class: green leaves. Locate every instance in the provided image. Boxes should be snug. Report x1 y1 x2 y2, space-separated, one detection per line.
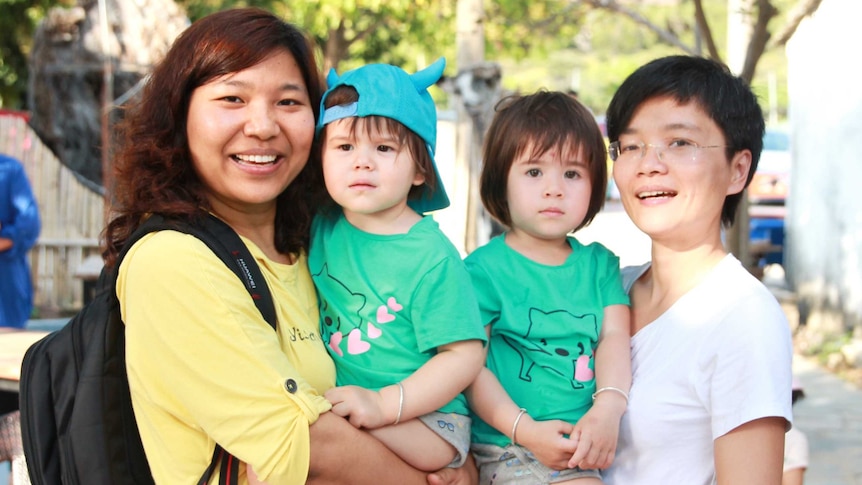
0 0 819 114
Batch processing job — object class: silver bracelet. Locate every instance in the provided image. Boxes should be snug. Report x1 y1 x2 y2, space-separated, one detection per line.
511 408 527 444
592 386 629 403
393 382 404 425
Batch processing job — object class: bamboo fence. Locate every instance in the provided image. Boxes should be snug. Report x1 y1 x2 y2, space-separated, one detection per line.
1 110 105 313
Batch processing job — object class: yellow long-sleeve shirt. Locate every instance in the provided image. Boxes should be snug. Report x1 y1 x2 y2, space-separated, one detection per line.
118 230 334 484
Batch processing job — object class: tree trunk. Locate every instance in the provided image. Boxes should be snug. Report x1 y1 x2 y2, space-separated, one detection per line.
725 0 752 264
725 0 777 269
323 20 350 73
455 0 486 253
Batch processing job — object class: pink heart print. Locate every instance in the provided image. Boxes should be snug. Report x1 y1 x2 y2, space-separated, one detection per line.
328 331 344 357
367 322 382 339
575 355 594 382
387 297 403 311
347 328 371 355
376 306 395 323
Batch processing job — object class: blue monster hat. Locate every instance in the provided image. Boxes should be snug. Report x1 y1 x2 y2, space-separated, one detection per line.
317 58 450 214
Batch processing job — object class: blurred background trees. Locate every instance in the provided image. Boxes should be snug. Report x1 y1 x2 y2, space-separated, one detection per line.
1 0 820 256
0 0 823 288
1 0 818 116
0 0 73 109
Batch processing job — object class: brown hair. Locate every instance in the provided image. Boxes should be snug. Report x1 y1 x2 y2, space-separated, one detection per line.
316 85 435 205
480 90 608 232
103 7 324 267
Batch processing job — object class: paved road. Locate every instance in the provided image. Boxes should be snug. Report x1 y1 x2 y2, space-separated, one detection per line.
792 355 862 484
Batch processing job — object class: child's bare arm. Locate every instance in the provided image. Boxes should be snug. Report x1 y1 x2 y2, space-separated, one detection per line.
467 366 578 470
396 339 486 419
325 339 485 429
307 412 475 485
568 303 631 469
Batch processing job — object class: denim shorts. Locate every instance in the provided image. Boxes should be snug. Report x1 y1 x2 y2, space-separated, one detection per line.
472 442 601 484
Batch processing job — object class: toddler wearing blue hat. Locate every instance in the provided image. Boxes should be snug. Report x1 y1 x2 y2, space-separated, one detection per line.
308 58 486 471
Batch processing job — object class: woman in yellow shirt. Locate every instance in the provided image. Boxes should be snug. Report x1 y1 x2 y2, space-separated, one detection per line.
104 7 472 484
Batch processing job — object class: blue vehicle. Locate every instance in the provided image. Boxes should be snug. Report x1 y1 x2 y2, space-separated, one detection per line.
749 128 790 266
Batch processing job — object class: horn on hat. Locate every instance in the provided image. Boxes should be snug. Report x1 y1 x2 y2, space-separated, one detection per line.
326 68 340 88
410 57 446 92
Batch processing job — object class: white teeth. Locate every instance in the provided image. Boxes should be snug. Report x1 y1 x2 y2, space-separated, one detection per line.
638 191 674 199
235 154 277 164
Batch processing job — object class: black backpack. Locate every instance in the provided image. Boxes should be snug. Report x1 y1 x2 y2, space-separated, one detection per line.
19 214 277 485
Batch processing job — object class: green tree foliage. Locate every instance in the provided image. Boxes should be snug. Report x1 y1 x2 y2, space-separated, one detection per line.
1 0 820 111
174 0 459 74
495 0 817 118
0 0 75 108
483 0 588 59
276 0 456 73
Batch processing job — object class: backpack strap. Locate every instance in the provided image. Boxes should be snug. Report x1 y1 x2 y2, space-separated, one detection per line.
194 213 277 329
196 446 238 485
218 451 240 485
123 213 277 329
121 213 277 484
197 447 222 485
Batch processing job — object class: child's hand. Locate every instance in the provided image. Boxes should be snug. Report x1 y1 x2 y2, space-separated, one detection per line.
516 414 580 470
325 385 388 429
427 452 479 485
566 404 623 470
247 464 267 485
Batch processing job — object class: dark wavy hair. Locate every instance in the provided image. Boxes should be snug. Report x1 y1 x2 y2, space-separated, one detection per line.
103 7 324 267
480 90 608 232
605 55 765 227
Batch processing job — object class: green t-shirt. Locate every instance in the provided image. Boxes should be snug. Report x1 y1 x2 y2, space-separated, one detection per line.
309 211 486 415
465 234 629 446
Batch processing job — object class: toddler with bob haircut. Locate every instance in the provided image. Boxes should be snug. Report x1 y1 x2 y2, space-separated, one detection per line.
465 91 631 484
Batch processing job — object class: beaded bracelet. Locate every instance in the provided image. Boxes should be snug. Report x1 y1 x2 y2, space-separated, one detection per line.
511 408 527 444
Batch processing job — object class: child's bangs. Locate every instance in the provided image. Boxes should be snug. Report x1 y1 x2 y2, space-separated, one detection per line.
352 116 410 144
520 130 585 164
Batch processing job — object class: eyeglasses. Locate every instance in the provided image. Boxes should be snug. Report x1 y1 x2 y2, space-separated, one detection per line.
608 140 728 164
437 420 455 431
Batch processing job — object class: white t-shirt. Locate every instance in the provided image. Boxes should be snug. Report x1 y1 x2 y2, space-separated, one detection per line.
604 255 793 485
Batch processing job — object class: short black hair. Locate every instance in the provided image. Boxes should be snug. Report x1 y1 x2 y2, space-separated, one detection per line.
791 388 805 405
606 55 765 227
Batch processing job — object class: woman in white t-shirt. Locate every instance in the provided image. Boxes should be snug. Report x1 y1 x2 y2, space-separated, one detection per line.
602 55 794 485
